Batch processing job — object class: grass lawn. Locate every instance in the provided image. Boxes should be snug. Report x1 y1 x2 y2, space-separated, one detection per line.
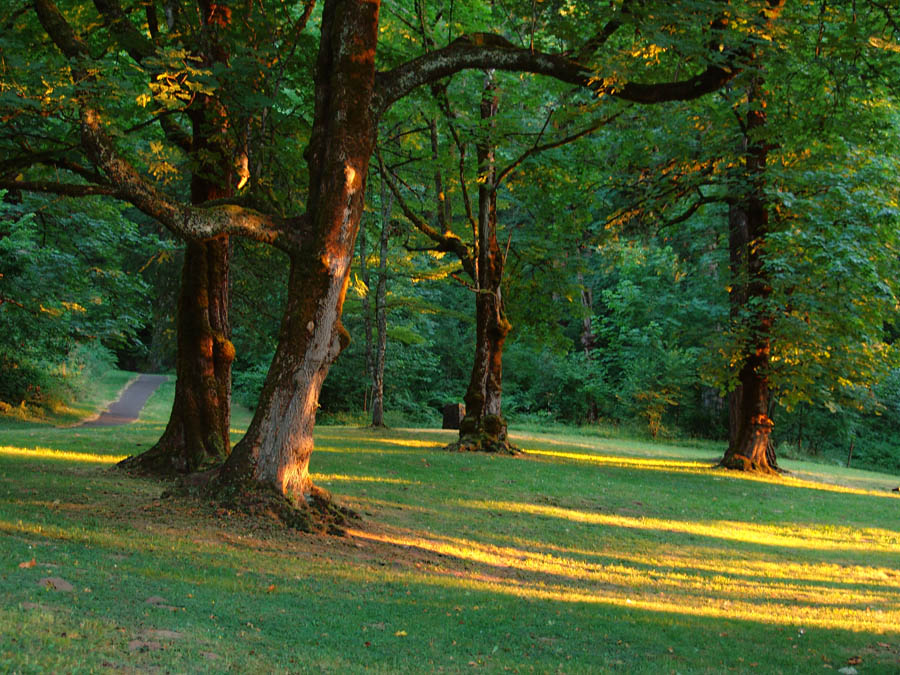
1 371 899 673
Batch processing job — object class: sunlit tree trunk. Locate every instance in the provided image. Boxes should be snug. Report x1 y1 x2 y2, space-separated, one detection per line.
211 0 378 527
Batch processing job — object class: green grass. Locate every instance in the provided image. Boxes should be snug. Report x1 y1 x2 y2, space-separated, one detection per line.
1 375 899 673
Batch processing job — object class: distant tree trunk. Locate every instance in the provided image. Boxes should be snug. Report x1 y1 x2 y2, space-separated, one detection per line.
358 198 374 412
452 72 515 454
371 183 392 427
720 6 784 473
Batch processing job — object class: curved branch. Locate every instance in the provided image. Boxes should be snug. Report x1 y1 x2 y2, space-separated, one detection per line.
373 34 737 116
495 109 625 188
376 149 475 279
0 179 117 197
32 0 304 252
91 0 156 62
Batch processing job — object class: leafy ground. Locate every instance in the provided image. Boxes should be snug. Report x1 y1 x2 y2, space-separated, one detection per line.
1 372 899 673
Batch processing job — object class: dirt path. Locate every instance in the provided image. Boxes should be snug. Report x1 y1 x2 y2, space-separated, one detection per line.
79 374 168 428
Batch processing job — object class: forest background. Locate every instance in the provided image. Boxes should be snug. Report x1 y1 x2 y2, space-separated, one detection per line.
2 0 900 479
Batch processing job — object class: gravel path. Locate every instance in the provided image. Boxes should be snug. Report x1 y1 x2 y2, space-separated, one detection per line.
79 374 168 427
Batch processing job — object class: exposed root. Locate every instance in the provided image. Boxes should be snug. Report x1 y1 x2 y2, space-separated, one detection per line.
118 445 186 478
202 475 357 535
718 453 780 475
118 440 224 478
445 435 520 455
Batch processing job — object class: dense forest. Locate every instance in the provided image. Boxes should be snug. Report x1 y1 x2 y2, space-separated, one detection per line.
2 0 899 519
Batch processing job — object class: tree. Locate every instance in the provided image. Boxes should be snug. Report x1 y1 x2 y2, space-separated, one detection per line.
10 0 743 525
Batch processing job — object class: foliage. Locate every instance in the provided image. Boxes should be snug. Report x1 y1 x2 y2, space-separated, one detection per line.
0 192 164 407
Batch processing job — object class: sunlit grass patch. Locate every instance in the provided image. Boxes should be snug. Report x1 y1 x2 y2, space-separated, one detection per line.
0 445 127 464
2 389 900 673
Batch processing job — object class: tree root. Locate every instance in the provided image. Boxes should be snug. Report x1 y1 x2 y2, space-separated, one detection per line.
718 453 780 475
117 440 224 478
200 473 357 535
445 434 520 455
125 462 357 535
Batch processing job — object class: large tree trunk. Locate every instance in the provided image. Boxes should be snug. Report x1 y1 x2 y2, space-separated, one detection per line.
120 5 236 476
209 0 378 529
451 72 516 455
720 8 783 473
121 238 233 474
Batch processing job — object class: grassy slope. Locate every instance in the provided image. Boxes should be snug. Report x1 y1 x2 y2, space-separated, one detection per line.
0 373 898 673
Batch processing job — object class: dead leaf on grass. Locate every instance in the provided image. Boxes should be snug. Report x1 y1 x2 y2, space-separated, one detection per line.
38 577 73 592
18 558 36 569
202 652 219 660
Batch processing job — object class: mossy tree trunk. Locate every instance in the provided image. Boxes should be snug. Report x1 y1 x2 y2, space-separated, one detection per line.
121 16 236 475
451 72 515 455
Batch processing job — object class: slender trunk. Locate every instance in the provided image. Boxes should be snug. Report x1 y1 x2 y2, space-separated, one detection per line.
211 0 378 528
452 71 515 454
720 16 782 473
577 245 598 422
358 197 374 412
371 185 391 427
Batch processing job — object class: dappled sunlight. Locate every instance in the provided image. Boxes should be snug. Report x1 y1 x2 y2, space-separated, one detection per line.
312 473 420 485
376 438 445 449
0 445 126 464
488 531 900 590
523 446 899 497
462 499 900 553
522 447 713 474
349 525 900 633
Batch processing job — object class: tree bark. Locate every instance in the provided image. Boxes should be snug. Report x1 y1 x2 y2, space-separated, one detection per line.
450 72 516 455
720 3 785 473
121 239 233 474
121 13 236 475
208 0 378 529
371 184 392 427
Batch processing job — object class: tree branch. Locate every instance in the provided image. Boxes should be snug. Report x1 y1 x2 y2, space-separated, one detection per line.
0 179 117 197
373 33 738 116
495 109 626 187
31 0 304 252
376 148 475 279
